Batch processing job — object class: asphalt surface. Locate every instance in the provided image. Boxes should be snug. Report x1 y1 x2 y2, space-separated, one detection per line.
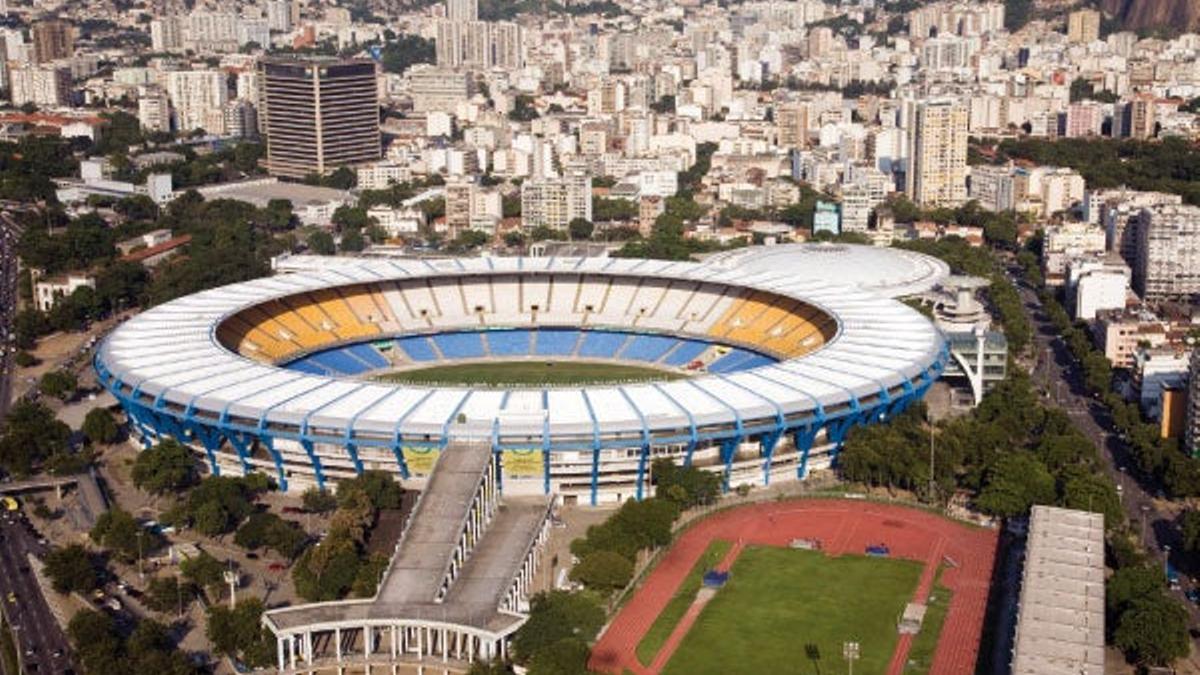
1007 260 1200 650
0 512 74 674
0 210 19 423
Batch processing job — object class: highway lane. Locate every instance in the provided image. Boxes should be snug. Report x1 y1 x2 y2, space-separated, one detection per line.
0 511 75 674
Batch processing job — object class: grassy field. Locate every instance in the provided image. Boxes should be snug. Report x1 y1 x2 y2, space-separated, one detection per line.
903 569 952 674
662 546 923 675
375 360 684 386
637 539 733 666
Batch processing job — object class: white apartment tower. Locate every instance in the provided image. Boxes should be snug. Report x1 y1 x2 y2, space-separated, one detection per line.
1134 204 1200 302
166 69 229 134
906 98 968 207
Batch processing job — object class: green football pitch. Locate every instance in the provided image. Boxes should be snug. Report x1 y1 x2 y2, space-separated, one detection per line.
374 360 685 386
662 546 923 675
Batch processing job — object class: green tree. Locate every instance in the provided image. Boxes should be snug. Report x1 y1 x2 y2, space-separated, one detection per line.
143 575 191 614
569 550 633 591
45 544 100 593
82 407 120 445
67 609 121 672
568 218 594 240
234 512 307 559
307 230 335 255
132 439 199 495
1113 596 1191 666
336 470 404 510
1181 510 1200 552
91 508 162 564
206 598 276 668
511 591 605 665
0 399 71 476
975 452 1056 517
301 487 338 513
40 369 78 400
180 551 226 596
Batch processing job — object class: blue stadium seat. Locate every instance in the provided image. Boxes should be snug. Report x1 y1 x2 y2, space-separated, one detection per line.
432 332 485 359
308 349 370 375
535 329 580 356
346 344 388 369
662 339 709 366
737 355 776 371
286 358 334 376
619 335 678 362
395 336 438 361
577 331 628 358
707 349 762 374
487 330 532 356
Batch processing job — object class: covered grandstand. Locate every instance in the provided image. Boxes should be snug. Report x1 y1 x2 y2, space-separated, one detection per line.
94 245 949 505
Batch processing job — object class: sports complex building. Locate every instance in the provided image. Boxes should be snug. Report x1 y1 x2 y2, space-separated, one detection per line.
94 243 950 506
93 243 952 670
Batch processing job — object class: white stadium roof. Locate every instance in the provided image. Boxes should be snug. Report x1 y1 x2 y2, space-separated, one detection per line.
99 251 945 440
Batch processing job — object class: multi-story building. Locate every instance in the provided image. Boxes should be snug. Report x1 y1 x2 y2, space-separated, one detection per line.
223 98 258 138
1135 204 1200 302
1084 188 1182 268
447 0 478 22
258 56 381 179
906 98 968 207
1063 101 1103 138
31 19 74 64
1066 9 1101 44
521 167 592 230
1068 255 1129 320
150 17 185 52
1042 221 1107 286
9 63 72 108
409 68 473 113
1123 94 1157 139
166 69 228 134
265 0 295 33
1186 349 1200 457
775 101 811 149
137 84 171 133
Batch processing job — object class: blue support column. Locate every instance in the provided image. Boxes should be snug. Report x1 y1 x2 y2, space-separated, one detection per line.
794 413 824 479
720 437 739 492
299 439 326 491
187 423 222 476
389 438 411 480
545 390 557 498
259 435 288 492
635 445 652 500
224 431 253 476
760 430 781 486
619 389 652 502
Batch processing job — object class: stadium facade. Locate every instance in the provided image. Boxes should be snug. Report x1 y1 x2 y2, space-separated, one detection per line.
94 245 950 506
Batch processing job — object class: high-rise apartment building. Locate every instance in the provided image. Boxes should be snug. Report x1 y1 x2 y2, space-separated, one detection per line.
520 166 592 230
1124 94 1157 139
137 84 172 133
150 17 184 52
447 0 478 22
409 68 473 113
258 56 381 178
775 101 811 149
166 69 229 134
1066 9 1101 44
1134 204 1200 302
1186 349 1200 457
31 19 74 64
265 0 295 32
906 98 968 207
9 63 71 107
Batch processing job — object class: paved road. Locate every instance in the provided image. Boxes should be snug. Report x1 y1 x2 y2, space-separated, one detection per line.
1007 261 1200 646
0 210 20 423
0 512 75 674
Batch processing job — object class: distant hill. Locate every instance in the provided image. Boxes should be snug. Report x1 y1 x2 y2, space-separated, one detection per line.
1099 0 1200 33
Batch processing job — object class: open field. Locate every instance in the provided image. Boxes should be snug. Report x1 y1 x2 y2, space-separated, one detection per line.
636 539 733 665
662 546 922 675
374 360 685 386
589 499 998 675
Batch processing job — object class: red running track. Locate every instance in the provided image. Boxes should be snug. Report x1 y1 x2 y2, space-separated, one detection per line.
588 499 998 675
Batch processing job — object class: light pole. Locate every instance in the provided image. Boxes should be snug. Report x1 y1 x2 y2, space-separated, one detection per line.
843 641 860 675
1141 504 1151 548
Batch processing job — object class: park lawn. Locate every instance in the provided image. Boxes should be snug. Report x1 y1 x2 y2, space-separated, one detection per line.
375 360 684 386
903 569 952 674
636 539 733 666
662 546 923 675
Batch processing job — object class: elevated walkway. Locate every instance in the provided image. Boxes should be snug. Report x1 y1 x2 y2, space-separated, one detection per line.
263 441 552 670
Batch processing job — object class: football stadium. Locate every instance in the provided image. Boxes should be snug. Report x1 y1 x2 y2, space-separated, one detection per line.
92 243 952 670
93 244 950 505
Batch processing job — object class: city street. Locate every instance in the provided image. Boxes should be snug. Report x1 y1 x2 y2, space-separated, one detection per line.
0 512 75 674
1009 263 1200 652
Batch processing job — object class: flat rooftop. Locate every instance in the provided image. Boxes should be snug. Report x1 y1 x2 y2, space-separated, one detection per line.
1011 505 1105 675
194 179 352 208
